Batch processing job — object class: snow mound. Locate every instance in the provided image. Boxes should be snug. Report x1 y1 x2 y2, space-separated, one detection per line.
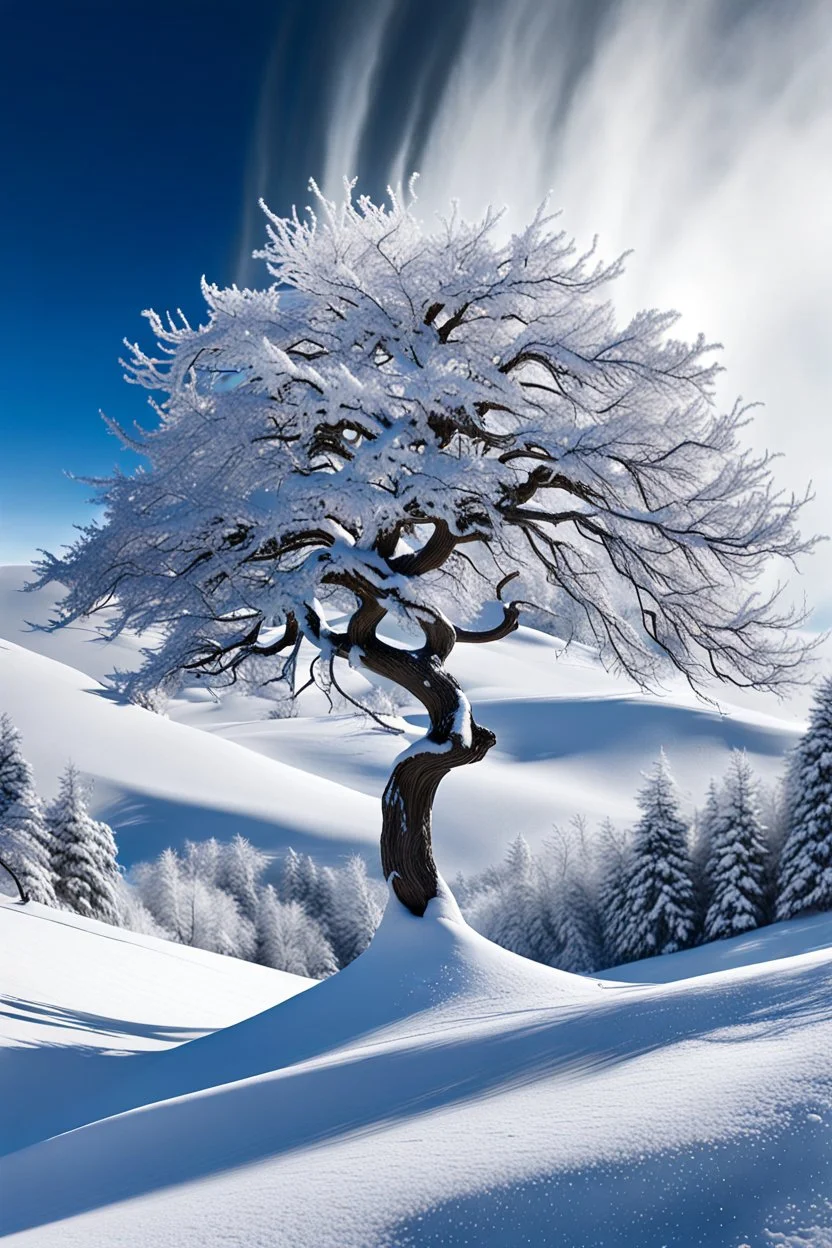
3 886 832 1246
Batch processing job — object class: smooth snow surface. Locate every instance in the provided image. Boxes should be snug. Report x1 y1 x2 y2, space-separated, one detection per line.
1 886 831 1247
0 897 312 1156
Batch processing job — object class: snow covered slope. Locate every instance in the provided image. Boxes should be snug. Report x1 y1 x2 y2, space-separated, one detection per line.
0 896 312 1156
0 639 379 866
0 566 806 874
1 886 830 1247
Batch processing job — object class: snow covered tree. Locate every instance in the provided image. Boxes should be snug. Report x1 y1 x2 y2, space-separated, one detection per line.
280 847 325 917
256 884 337 978
0 714 31 812
320 855 383 968
133 846 254 956
34 182 814 917
482 835 538 956
218 833 267 922
544 819 603 973
114 876 169 938
777 678 832 920
703 752 767 941
181 837 222 888
690 782 721 934
47 764 120 923
465 835 558 964
133 848 187 941
596 819 632 967
759 779 788 922
0 714 57 905
621 754 696 961
182 879 255 958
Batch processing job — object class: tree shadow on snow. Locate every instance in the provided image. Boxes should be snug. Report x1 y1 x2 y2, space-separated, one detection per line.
0 996 216 1157
1 953 831 1236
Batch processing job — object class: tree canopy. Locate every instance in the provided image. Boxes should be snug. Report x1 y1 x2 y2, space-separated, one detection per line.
35 180 815 914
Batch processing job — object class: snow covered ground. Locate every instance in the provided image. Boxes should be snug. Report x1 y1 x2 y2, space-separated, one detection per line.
2 565 830 1244
1 889 830 1246
0 565 807 876
0 896 311 1157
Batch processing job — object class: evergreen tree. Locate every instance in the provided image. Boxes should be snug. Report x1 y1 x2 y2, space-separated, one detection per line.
778 677 832 919
133 846 254 956
181 877 255 958
466 836 558 964
297 852 324 917
596 819 632 968
48 764 120 923
0 715 57 905
181 837 222 888
218 834 267 922
471 836 536 959
0 713 31 810
552 871 602 973
759 780 788 922
322 856 383 968
704 752 767 941
492 835 538 956
279 848 324 917
691 782 720 935
134 848 186 941
114 875 169 937
256 885 337 978
621 753 696 961
544 820 602 973
280 847 303 904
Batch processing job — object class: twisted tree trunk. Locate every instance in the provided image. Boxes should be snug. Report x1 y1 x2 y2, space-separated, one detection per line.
346 589 497 916
379 673 495 915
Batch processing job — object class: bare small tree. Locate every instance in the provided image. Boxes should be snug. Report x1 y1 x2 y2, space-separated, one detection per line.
35 181 813 916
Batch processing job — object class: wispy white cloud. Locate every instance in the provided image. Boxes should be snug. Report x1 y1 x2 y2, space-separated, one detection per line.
324 0 832 614
322 0 396 200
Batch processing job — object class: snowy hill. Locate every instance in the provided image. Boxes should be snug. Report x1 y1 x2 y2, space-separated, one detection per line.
0 637 379 867
2 565 830 1244
0 566 806 875
0 896 312 1157
1 888 831 1246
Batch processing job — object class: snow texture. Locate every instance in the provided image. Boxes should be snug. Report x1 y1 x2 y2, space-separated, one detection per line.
1 885 831 1246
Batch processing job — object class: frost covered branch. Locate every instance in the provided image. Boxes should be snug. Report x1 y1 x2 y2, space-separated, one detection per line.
33 181 818 914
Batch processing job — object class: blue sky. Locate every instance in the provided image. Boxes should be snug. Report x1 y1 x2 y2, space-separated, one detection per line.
2 0 831 617
0 0 340 560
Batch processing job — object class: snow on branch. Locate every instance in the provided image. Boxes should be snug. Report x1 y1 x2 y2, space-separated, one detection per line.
33 180 817 700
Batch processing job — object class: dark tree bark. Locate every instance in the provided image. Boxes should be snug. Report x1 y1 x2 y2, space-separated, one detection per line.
338 578 510 916
0 855 28 903
379 678 496 916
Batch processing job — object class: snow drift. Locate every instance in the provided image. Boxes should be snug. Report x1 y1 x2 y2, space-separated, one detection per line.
1 886 831 1246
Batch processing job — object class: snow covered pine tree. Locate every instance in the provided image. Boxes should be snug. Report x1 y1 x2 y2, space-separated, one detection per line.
48 763 120 923
778 677 832 920
35 182 813 916
703 752 767 941
622 753 696 961
0 714 57 905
